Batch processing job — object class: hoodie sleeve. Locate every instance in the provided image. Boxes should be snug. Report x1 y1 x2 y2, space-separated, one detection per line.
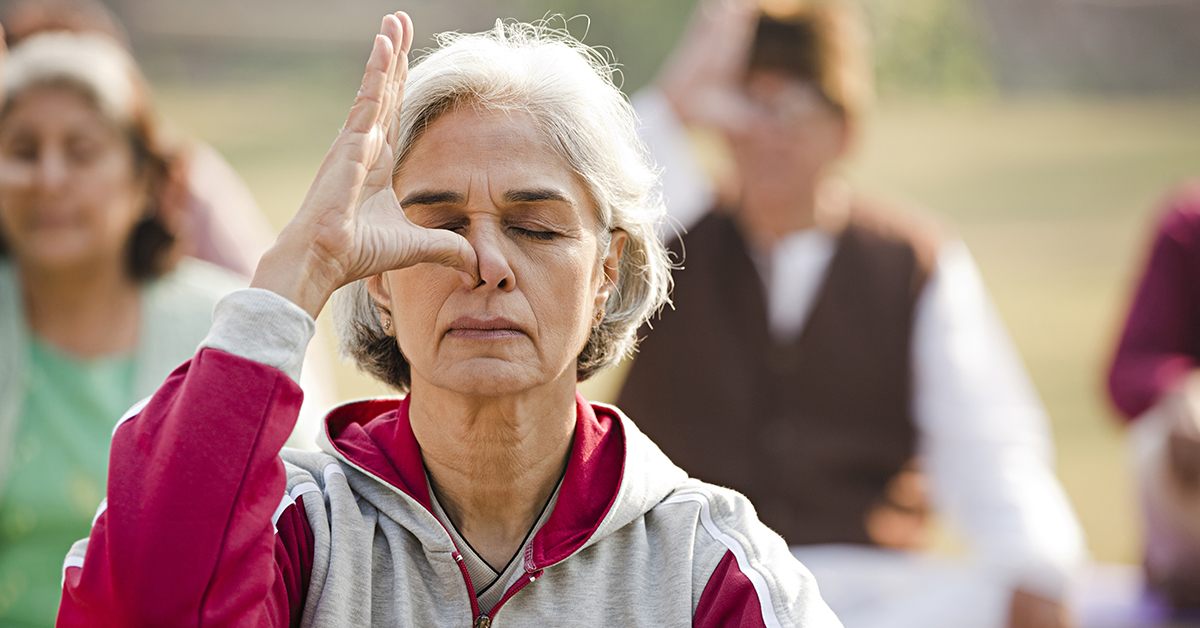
58 289 317 627
1109 200 1200 420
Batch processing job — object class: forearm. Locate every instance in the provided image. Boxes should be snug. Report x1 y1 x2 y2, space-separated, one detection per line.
913 241 1085 599
59 290 314 626
631 88 715 236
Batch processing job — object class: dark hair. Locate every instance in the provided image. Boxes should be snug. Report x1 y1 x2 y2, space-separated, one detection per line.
747 1 873 122
0 34 185 281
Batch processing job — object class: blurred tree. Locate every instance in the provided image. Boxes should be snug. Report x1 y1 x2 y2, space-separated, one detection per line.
511 0 995 97
859 0 994 96
511 0 697 93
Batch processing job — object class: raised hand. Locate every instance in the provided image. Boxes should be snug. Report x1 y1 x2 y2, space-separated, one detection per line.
657 0 757 131
252 12 476 318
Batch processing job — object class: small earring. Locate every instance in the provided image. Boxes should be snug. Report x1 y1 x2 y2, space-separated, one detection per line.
382 317 392 331
594 309 605 325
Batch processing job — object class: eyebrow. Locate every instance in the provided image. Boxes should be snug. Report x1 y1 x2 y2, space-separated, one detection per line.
504 188 572 205
399 190 466 207
400 187 573 208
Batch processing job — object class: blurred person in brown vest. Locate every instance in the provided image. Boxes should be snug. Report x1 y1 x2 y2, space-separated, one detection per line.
1108 180 1200 611
618 1 1086 627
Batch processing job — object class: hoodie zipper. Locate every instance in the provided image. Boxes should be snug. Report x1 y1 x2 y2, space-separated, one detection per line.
471 567 545 628
327 445 563 627
329 455 485 627
452 552 483 621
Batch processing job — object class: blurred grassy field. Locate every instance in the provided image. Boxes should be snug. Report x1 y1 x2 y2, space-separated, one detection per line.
151 56 1200 564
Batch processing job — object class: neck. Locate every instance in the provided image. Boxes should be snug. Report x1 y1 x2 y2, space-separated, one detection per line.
737 175 850 250
20 260 142 357
409 376 576 569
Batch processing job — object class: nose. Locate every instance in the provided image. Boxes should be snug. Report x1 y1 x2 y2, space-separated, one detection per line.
35 149 69 193
468 224 516 292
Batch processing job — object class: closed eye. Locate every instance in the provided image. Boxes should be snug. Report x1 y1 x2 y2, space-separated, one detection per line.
510 226 556 241
433 220 468 233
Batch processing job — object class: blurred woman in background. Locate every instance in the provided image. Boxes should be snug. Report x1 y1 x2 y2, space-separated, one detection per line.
0 29 329 626
2 0 279 278
1108 180 1200 611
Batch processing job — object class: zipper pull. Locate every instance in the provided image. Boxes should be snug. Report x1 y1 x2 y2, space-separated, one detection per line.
473 615 491 628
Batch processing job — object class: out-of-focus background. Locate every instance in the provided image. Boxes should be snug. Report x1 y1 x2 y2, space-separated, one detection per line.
44 0 1200 566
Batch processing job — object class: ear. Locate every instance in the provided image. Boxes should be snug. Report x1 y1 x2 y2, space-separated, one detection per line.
365 273 395 329
595 229 627 312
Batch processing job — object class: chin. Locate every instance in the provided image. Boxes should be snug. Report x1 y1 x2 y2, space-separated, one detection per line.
428 359 554 397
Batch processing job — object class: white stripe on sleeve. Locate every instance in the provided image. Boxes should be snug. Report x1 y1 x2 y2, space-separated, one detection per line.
271 493 296 533
112 396 152 436
662 493 783 628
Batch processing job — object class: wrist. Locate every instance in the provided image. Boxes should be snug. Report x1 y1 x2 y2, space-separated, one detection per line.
251 236 340 319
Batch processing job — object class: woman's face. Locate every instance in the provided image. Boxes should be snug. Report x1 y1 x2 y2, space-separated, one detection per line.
372 107 623 397
0 86 145 274
725 70 848 197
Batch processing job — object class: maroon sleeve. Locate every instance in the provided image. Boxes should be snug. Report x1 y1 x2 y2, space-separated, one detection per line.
58 348 310 627
1109 200 1200 420
275 497 315 628
693 551 768 628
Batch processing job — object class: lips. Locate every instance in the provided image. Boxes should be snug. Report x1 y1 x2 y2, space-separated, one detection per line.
444 315 526 340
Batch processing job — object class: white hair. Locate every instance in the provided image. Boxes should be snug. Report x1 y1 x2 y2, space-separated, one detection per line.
333 19 673 391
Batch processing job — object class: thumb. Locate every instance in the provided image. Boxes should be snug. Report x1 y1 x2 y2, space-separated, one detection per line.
416 228 479 288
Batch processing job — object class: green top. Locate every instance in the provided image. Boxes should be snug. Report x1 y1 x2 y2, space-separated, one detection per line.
0 338 135 627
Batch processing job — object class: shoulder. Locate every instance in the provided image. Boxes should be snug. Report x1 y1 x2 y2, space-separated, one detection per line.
1157 180 1200 247
651 480 782 559
846 194 945 274
280 449 351 528
651 480 841 628
143 258 248 329
153 257 250 301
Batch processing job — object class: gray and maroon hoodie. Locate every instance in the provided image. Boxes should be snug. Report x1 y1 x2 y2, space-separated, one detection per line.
58 289 841 627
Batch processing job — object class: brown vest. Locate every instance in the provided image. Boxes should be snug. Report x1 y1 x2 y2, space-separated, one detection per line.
618 204 939 546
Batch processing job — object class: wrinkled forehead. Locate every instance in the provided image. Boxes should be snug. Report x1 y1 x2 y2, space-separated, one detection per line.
395 104 603 231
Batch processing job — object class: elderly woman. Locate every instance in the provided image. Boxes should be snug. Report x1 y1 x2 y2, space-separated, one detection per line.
58 13 837 628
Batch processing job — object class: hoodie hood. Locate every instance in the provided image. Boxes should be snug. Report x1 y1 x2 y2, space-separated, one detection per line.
315 391 689 569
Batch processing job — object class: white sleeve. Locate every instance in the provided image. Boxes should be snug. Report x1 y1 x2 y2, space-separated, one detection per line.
912 240 1087 600
199 288 315 383
630 88 715 237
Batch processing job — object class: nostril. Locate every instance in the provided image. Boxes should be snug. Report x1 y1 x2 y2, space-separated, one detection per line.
497 278 508 289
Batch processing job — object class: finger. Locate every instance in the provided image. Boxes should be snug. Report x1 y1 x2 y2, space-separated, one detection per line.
396 12 414 57
378 14 404 123
416 229 479 287
388 13 415 150
345 33 395 135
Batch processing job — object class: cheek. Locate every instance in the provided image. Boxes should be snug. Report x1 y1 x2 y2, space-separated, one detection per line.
389 266 456 349
96 161 146 219
533 250 600 339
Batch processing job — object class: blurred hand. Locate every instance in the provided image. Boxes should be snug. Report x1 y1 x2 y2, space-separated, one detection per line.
0 22 7 107
656 0 758 131
252 12 476 318
1165 371 1200 491
1007 588 1070 628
